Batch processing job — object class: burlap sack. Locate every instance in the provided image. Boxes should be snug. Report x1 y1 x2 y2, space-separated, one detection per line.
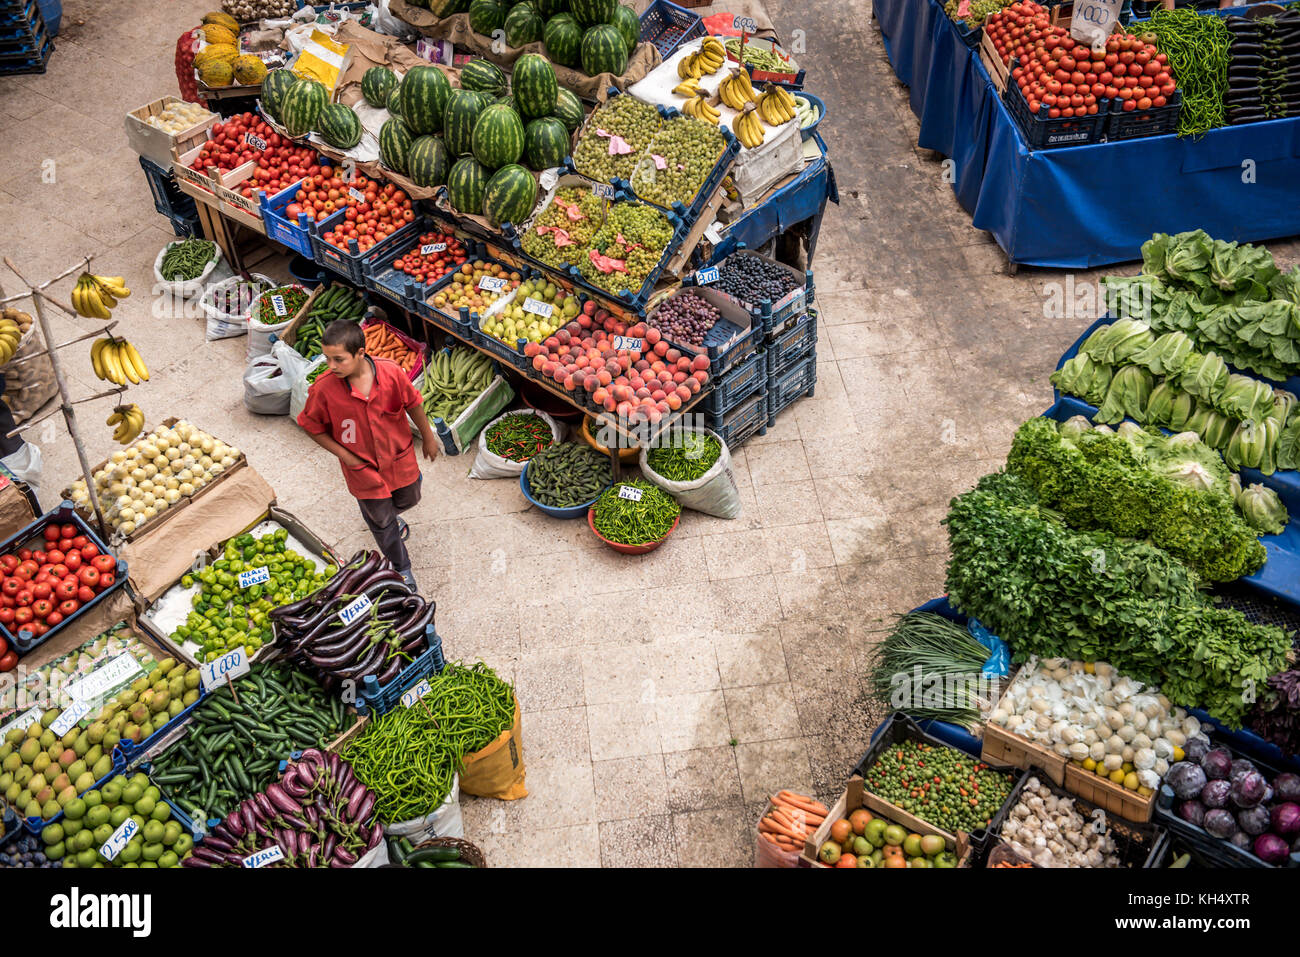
2 317 56 426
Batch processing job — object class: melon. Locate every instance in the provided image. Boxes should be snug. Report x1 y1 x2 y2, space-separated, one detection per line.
512 52 558 119
504 1 544 47
280 78 328 137
362 67 398 109
379 117 415 174
543 13 583 69
318 103 363 149
523 116 569 170
482 163 538 227
447 157 490 214
471 102 526 170
581 23 627 77
444 88 489 157
407 135 451 188
396 65 453 136
460 58 509 97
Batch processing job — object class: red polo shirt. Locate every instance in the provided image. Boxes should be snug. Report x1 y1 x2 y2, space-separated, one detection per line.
297 356 422 500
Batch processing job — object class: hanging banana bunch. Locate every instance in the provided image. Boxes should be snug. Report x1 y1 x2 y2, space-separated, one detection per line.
107 404 145 445
734 104 765 150
676 36 726 80
91 336 150 386
72 273 131 320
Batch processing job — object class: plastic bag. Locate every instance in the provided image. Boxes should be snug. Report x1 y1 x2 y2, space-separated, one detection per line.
468 409 562 479
292 356 327 421
458 697 527 800
373 0 418 39
0 442 42 506
382 774 464 842
243 353 291 416
1 323 56 425
1070 0 1124 50
755 801 801 868
153 240 221 302
639 428 742 519
246 284 305 360
201 273 274 341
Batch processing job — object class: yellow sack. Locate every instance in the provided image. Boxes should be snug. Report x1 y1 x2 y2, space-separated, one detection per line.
458 697 527 800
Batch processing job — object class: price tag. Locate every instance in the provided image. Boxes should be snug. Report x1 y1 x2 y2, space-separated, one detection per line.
733 15 758 32
270 294 287 317
242 845 285 868
50 701 92 738
245 132 267 151
522 297 553 318
200 647 250 693
478 276 509 292
591 182 616 200
612 335 644 352
349 186 366 204
695 266 720 285
339 593 373 626
0 707 41 742
618 485 644 502
99 818 139 862
65 654 145 705
401 678 432 708
420 243 447 255
238 566 270 588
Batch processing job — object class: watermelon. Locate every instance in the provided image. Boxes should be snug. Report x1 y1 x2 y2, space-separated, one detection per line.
581 23 627 76
571 0 614 27
504 1 543 47
512 53 558 119
482 164 538 227
443 88 488 157
318 103 363 149
261 69 296 122
379 117 415 174
386 83 403 118
610 3 639 57
537 0 568 15
468 0 505 35
447 157 490 214
461 58 508 97
523 117 569 170
543 13 583 68
407 135 451 188
472 103 525 169
281 78 328 138
551 86 585 132
427 0 469 14
361 67 398 109
397 65 453 135
495 92 516 111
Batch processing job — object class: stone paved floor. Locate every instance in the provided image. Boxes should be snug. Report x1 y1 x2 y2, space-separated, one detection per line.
2 0 1297 866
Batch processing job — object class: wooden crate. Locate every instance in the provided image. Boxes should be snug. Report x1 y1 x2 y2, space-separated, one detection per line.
980 27 1010 93
124 96 217 170
1063 761 1155 823
172 140 265 234
981 720 1068 786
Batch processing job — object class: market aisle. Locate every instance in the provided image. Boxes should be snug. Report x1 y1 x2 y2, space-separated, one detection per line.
5 0 1298 867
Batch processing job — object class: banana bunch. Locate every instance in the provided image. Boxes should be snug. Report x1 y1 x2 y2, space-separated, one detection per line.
72 273 131 320
672 76 702 97
734 106 766 149
676 36 726 80
682 95 720 125
718 69 757 110
107 404 145 445
0 314 21 367
91 337 150 386
757 84 798 126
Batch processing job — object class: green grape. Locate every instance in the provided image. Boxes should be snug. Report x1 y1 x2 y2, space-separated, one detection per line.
571 96 663 183
631 115 725 209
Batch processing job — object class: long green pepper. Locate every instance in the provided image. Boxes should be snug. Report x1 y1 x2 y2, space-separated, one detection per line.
485 414 554 462
1129 10 1231 137
592 478 681 545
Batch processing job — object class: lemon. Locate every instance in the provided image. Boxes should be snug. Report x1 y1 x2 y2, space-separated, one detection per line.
1122 762 1133 774
1083 758 1097 771
1096 763 1109 778
1138 785 1155 797
1172 746 1185 762
1083 662 1095 674
1123 772 1139 791
1109 768 1126 785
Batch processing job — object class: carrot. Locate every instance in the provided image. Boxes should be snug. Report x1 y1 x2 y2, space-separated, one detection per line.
770 809 813 835
759 818 801 841
759 832 782 846
777 791 828 815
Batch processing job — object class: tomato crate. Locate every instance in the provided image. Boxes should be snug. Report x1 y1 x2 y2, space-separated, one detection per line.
361 216 442 311
639 0 705 58
411 243 514 338
1004 59 1109 149
259 177 318 258
1106 90 1183 141
354 624 446 716
700 346 767 415
767 351 817 425
309 212 421 286
706 385 768 449
765 308 817 377
139 155 197 221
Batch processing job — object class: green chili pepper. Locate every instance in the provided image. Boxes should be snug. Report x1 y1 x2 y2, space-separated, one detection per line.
591 478 681 545
485 413 554 462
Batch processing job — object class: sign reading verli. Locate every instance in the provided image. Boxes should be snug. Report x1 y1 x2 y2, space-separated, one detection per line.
271 295 287 317
242 845 285 868
200 647 251 692
420 243 447 255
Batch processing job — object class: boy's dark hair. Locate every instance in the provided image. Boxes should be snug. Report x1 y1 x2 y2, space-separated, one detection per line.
322 319 365 354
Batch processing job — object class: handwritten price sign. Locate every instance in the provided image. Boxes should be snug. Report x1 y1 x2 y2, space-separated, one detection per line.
420 243 448 255
99 818 138 862
270 295 287 317
612 335 644 352
733 15 758 32
478 276 508 292
238 566 270 588
50 701 92 737
522 297 553 318
694 266 720 285
591 182 616 200
200 647 250 693
245 133 267 151
242 845 285 868
618 485 644 502
401 679 432 708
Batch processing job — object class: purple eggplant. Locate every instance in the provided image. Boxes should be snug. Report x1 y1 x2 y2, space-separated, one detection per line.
329 858 351 868
323 832 337 860
191 844 226 864
203 835 234 853
282 777 309 800
183 857 212 868
266 783 300 816
346 784 367 820
334 846 358 866
355 791 376 824
308 844 319 868
224 850 248 866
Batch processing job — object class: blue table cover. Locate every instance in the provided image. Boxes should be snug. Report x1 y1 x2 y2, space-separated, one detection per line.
873 0 1300 268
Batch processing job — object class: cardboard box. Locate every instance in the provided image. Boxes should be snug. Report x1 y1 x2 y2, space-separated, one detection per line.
124 96 217 170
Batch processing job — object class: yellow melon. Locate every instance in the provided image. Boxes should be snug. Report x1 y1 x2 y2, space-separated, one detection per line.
202 11 239 32
233 54 267 85
202 43 239 66
199 59 234 88
202 23 238 46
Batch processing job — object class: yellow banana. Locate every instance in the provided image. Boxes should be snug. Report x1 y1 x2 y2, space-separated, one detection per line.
94 276 130 299
672 78 701 97
124 342 149 382
739 69 757 101
91 338 107 380
113 343 139 385
102 342 125 385
106 410 123 427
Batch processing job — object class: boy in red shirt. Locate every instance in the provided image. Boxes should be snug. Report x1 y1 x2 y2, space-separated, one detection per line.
297 321 438 588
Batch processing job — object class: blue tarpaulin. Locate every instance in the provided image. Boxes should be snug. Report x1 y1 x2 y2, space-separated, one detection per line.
872 0 1300 268
724 133 839 260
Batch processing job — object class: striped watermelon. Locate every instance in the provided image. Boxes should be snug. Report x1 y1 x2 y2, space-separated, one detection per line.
571 0 614 27
318 103 363 149
543 13 583 68
610 3 639 56
261 69 296 122
537 0 568 15
460 58 508 97
281 78 328 138
443 88 488 157
472 103 525 169
386 83 403 118
397 65 453 135
482 164 538 227
581 23 627 76
551 87 585 131
512 53 557 119
448 157 490 214
523 117 569 170
379 117 415 175
494 92 516 111
362 67 397 108
408 135 451 188
468 0 505 35
427 0 468 14
504 2 543 47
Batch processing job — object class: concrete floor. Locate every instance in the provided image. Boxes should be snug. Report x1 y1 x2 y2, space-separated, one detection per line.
2 0 1297 867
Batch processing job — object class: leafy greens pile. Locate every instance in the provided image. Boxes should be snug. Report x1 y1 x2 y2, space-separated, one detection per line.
943 471 1293 727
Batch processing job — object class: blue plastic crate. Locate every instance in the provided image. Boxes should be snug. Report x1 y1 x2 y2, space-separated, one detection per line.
354 624 446 716
765 308 817 376
139 155 196 221
424 346 515 455
650 279 764 375
1106 89 1183 142
639 0 705 58
0 28 48 73
951 17 982 48
34 0 54 34
0 16 42 55
259 178 316 258
168 210 201 238
310 210 422 285
113 690 208 768
706 247 811 332
363 219 472 314
701 346 767 415
706 386 767 449
0 0 37 28
767 352 816 424
1188 708 1300 775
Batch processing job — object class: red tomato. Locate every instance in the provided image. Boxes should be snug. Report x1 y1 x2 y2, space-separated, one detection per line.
45 549 64 565
59 598 79 616
28 621 46 637
0 650 16 672
91 555 116 574
31 599 52 620
17 548 30 561
77 567 100 588
13 607 31 625
43 526 60 542
0 608 11 625
2 578 20 596
55 579 77 600
44 611 62 627
57 538 73 553
31 582 51 600
61 526 79 542
64 551 81 572
31 551 46 565
80 543 99 560
0 596 12 609
76 586 95 604
0 555 17 572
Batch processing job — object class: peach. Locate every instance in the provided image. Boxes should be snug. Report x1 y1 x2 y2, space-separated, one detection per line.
653 341 669 357
675 385 691 402
665 348 681 363
584 374 599 393
603 395 617 412
666 394 682 411
583 300 597 316
524 341 542 358
673 371 688 384
593 387 609 406
644 327 662 345
692 355 710 372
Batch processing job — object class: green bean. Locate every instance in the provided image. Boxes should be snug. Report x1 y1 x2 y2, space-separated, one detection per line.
591 478 681 545
1129 10 1231 137
159 239 217 281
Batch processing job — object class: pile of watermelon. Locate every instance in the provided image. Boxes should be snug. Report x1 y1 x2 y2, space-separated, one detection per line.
467 0 640 79
263 73 364 151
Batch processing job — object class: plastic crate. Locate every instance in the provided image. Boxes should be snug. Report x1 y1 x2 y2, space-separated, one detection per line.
0 28 47 72
139 155 196 221
1004 59 1108 149
767 352 817 424
0 0 37 28
701 346 767 415
638 0 705 58
765 308 817 377
310 210 421 285
952 17 982 48
707 246 811 332
469 312 530 370
361 218 443 312
0 15 42 54
259 178 317 258
361 316 427 384
1106 90 1183 141
411 242 505 335
706 386 767 449
113 691 208 768
354 624 446 716
648 282 763 376
168 210 201 238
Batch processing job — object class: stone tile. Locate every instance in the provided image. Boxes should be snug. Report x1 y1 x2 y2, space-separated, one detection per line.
586 700 662 762
744 439 812 485
724 683 802 743
664 746 745 813
753 480 825 528
655 690 731 753
474 822 601 867
700 528 773 580
762 521 836 573
733 738 814 805
775 566 847 620
591 754 669 822
516 646 585 712
713 631 789 688
672 808 757 867
598 816 679 867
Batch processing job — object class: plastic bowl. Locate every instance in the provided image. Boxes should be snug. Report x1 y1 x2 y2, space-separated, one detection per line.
520 462 610 519
579 414 640 464
794 92 825 141
587 507 680 555
288 254 329 287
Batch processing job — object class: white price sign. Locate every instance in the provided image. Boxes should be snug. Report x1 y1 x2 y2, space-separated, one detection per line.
339 593 373 626
65 654 145 705
270 295 287 317
591 182 616 200
242 845 285 868
400 678 432 708
0 707 41 742
733 15 758 32
238 566 270 588
99 818 138 862
245 133 267 151
617 485 644 502
695 266 720 285
349 187 366 203
50 700 92 737
478 276 508 292
200 647 250 693
420 243 447 255
522 297 553 318
612 335 644 352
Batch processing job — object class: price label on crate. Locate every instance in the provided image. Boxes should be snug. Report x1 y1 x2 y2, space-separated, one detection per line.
478 276 509 292
401 678 433 709
201 647 250 692
66 654 145 706
0 707 41 742
238 565 270 588
733 15 758 32
50 700 92 738
245 132 267 151
242 845 285 868
420 243 448 255
100 818 139 862
349 186 366 204
694 266 720 285
618 485 644 502
270 294 287 317
522 297 553 318
612 335 644 352
339 593 373 626
591 182 616 200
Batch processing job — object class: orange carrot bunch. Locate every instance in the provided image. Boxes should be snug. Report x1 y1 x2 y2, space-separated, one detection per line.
364 323 417 372
758 790 828 853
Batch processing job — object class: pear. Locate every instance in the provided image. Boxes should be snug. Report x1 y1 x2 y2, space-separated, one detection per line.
38 729 56 749
91 754 113 779
108 713 128 733
58 748 77 770
152 688 171 711
183 670 200 690
74 731 90 756
73 771 95 793
156 657 177 676
67 759 87 782
182 689 199 707
30 772 48 793
116 690 137 708
14 765 33 787
34 784 53 804
123 723 143 744
0 770 10 790
128 703 149 725
167 699 184 718
85 745 102 766
25 722 42 740
4 750 24 773
41 798 61 820
59 728 78 749
86 721 107 745
4 727 24 746
168 676 185 699
102 730 120 750
95 705 116 725
4 781 21 803
31 751 51 774
0 742 10 761
138 721 155 740
39 708 59 728
138 689 156 712
51 772 71 793
24 798 41 818
56 784 78 806
130 676 150 694
18 738 40 764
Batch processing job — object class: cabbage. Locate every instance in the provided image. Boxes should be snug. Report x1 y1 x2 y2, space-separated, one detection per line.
1272 803 1300 837
1166 390 1198 431
1144 381 1177 427
1279 413 1300 471
1254 833 1291 865
1200 747 1233 780
1058 416 1093 445
1272 390 1297 427
1050 354 1114 406
1167 761 1208 800
1201 780 1232 809
1203 808 1237 839
1274 773 1300 803
1150 431 1233 497
1131 331 1194 376
1217 374 1276 423
1179 351 1230 403
1077 324 1114 361
1162 230 1215 285
1230 769 1268 808
1237 804 1271 835
1237 483 1289 536
1095 365 1154 425
1095 318 1156 365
